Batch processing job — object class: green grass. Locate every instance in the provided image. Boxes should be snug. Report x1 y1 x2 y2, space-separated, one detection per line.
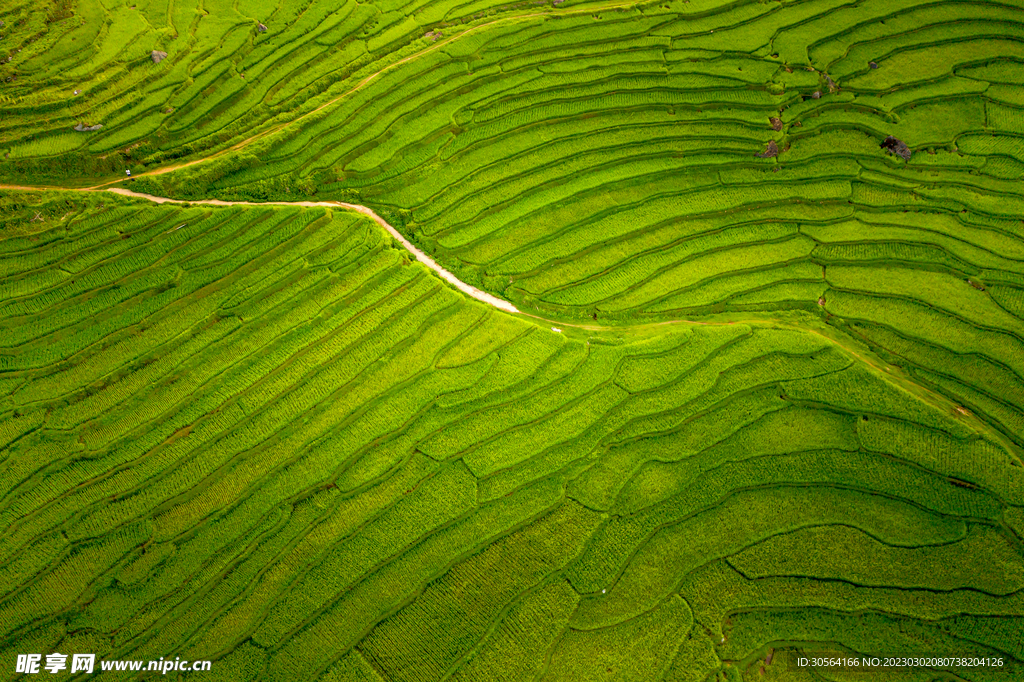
2 0 1024 678
107 0 1024 471
0 191 1020 680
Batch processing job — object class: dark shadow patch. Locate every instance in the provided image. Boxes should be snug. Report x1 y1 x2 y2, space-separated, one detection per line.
881 135 911 161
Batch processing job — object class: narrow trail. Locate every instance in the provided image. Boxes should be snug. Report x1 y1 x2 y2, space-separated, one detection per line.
2 183 1017 460
1 184 518 312
523 309 1014 457
107 187 522 313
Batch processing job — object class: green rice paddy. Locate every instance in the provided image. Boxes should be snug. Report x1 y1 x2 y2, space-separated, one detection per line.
2 0 1023 679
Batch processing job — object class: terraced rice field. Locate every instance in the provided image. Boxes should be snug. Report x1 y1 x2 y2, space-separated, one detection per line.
1 189 1022 680
2 0 1024 680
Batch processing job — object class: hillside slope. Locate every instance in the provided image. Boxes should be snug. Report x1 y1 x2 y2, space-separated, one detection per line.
0 193 1021 680
2 0 1024 679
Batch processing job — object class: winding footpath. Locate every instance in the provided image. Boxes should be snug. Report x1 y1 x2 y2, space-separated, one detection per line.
1 185 520 314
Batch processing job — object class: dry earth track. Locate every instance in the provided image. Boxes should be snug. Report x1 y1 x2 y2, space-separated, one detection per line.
1 184 520 313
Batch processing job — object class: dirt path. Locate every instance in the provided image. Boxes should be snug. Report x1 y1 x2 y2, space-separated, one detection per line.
1 184 519 313
109 188 522 313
